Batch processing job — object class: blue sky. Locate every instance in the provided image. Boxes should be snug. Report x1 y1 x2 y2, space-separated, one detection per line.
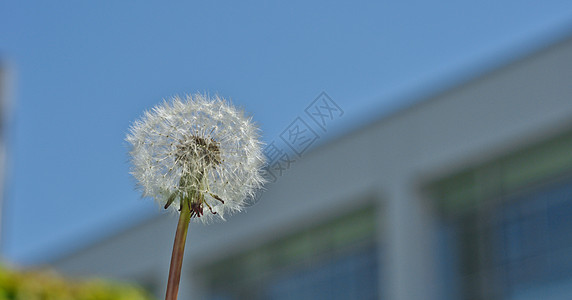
1 1 572 265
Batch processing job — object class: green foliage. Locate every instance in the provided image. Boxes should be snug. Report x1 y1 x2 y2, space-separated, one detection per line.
0 265 155 300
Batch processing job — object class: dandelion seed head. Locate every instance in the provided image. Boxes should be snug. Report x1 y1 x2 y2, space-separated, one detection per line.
126 94 266 222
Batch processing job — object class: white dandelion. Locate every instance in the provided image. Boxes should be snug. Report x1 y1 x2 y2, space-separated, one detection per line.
126 94 266 222
127 94 266 300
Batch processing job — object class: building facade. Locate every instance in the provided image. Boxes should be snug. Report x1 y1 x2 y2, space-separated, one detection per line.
50 35 572 300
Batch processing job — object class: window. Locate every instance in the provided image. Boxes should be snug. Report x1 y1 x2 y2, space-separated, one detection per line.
497 178 572 299
199 206 379 300
264 245 378 300
431 131 572 300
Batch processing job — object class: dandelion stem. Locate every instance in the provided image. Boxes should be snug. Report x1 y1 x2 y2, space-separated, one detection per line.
165 196 191 300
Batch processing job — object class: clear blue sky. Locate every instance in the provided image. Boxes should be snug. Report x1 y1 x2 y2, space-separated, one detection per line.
1 1 572 265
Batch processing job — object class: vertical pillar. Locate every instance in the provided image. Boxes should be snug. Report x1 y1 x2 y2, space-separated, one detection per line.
384 179 439 300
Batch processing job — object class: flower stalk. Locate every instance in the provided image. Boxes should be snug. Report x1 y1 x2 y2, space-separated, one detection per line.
165 194 191 300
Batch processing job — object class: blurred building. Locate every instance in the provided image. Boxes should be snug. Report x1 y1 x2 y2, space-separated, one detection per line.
50 34 572 300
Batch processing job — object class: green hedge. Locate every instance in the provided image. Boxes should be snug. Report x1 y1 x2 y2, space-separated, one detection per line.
0 265 155 300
